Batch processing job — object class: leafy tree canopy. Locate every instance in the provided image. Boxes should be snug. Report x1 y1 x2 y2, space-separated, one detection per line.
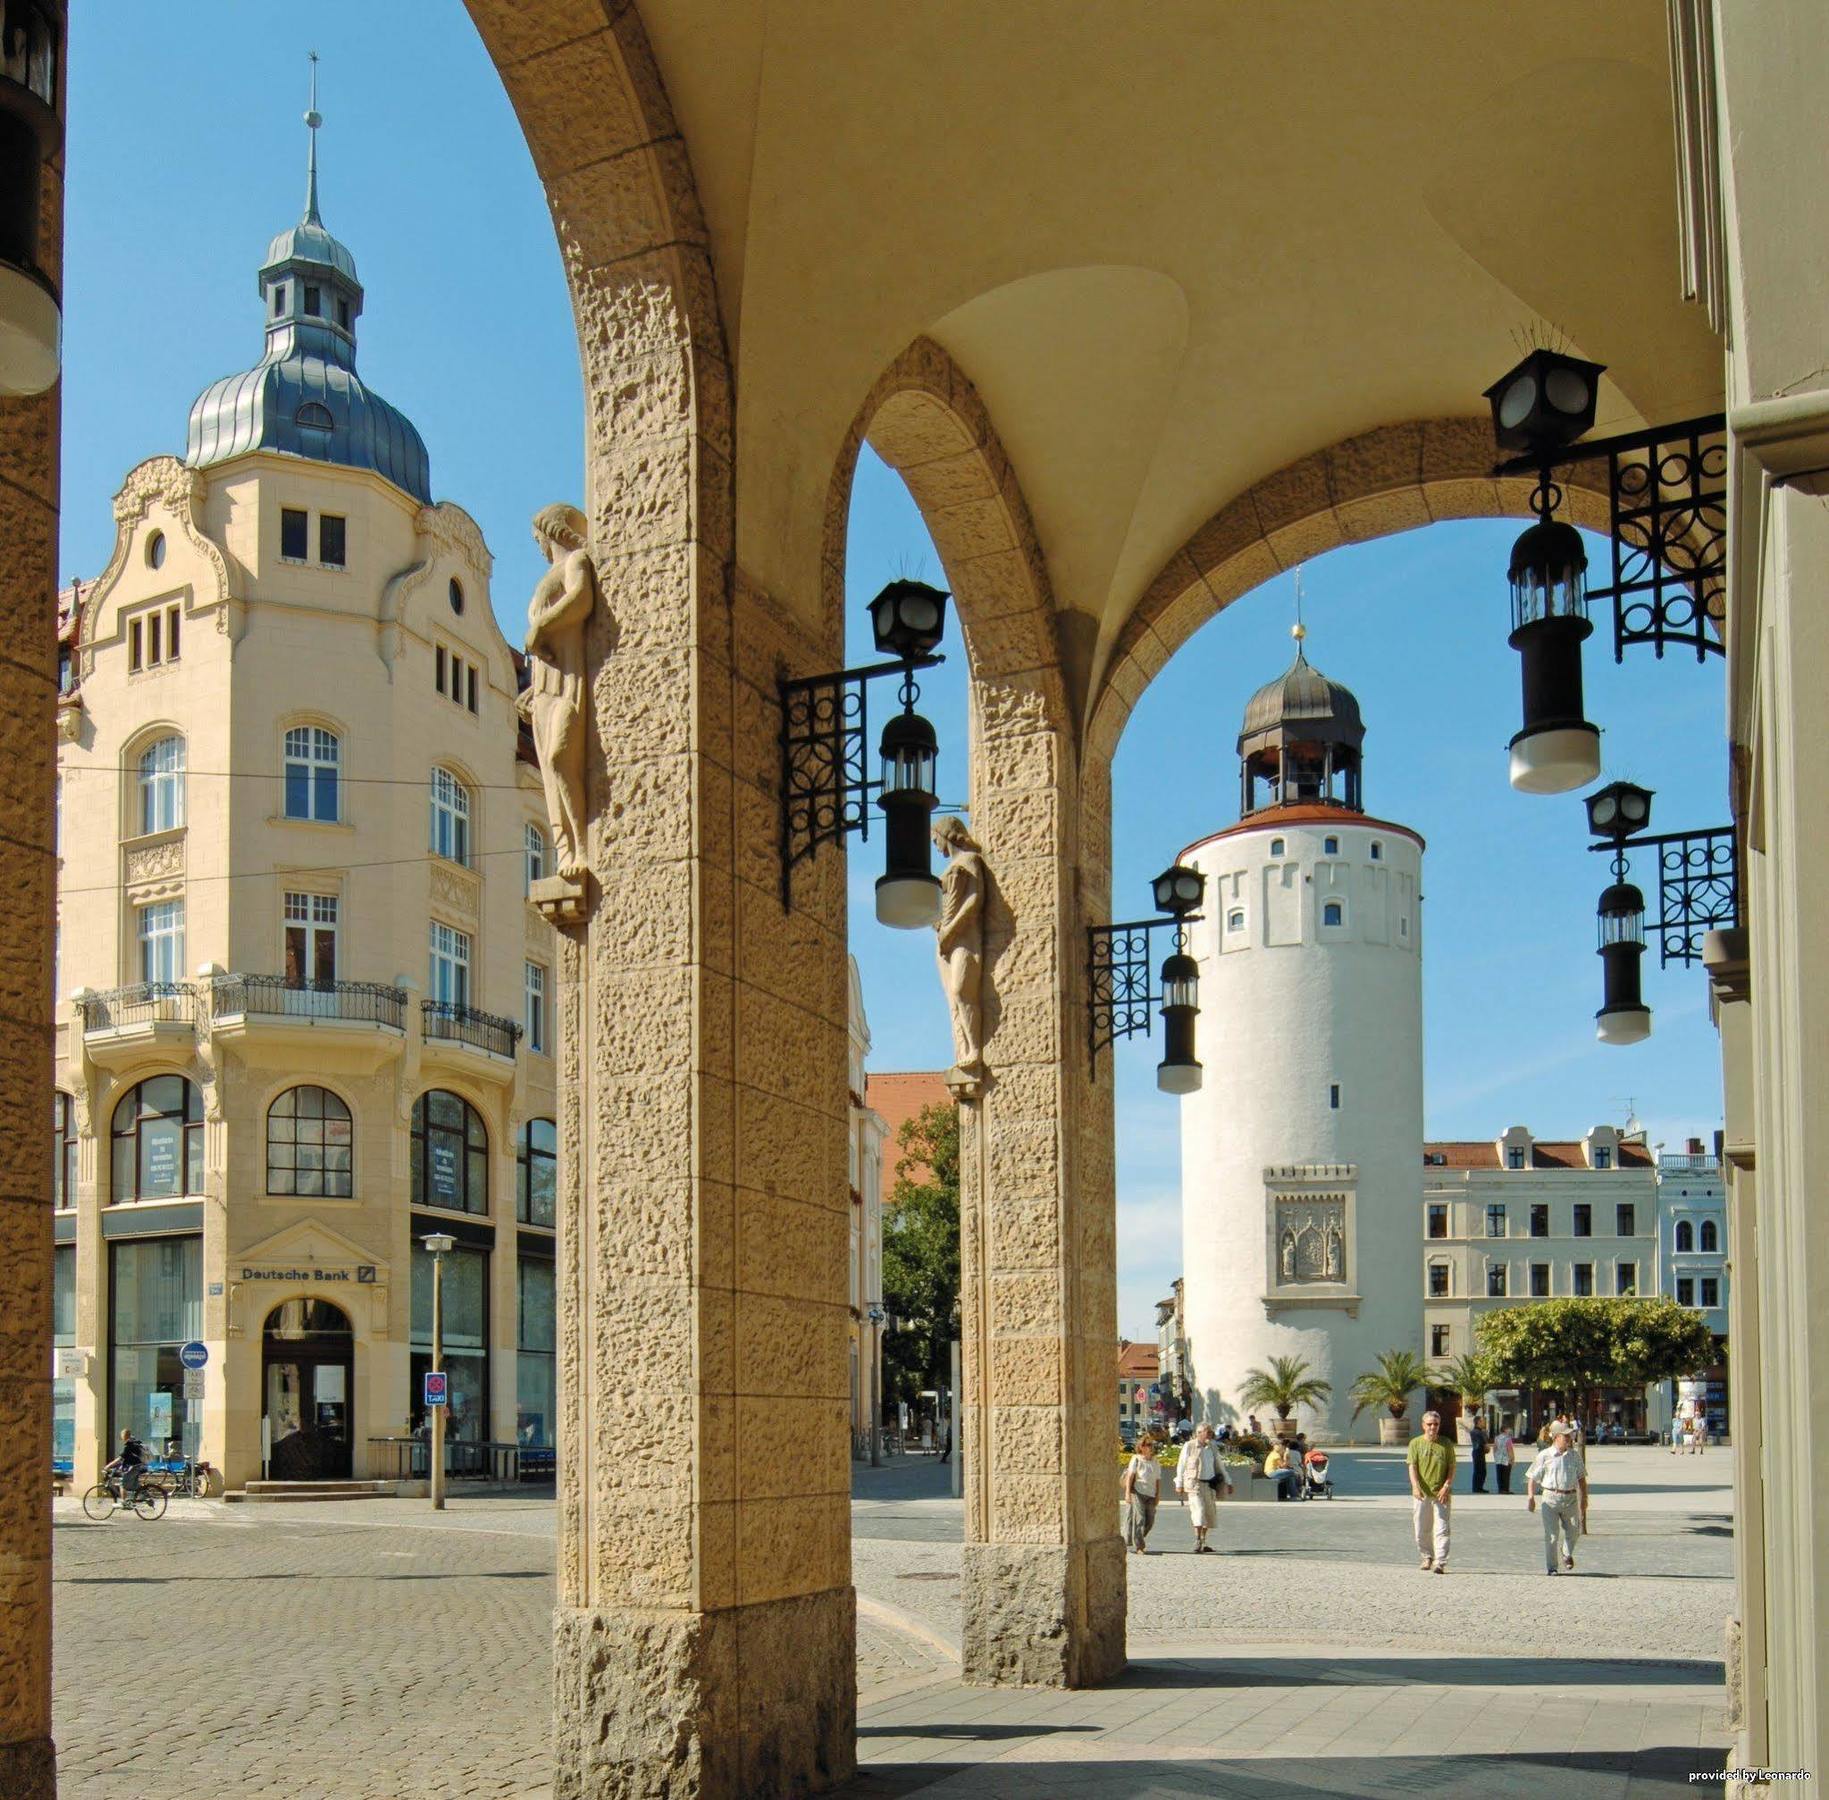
1476 1298 1717 1396
880 1101 960 1408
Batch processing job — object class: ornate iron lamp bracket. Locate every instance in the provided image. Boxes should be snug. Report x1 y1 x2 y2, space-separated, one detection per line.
1498 413 1727 663
1589 826 1740 966
778 653 942 910
1087 915 1198 1072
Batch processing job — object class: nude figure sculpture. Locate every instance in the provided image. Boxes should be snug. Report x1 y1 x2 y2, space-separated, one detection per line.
933 815 987 1090
517 503 598 880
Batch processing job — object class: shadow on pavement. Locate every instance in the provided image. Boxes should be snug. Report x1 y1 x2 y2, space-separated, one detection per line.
1124 1653 1723 1689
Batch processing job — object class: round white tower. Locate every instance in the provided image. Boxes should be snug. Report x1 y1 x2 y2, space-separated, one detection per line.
1178 633 1423 1443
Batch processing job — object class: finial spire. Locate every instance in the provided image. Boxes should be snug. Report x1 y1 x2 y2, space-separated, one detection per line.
1291 566 1307 649
303 51 322 225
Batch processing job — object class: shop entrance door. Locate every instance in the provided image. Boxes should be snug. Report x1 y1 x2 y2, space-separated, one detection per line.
261 1297 354 1480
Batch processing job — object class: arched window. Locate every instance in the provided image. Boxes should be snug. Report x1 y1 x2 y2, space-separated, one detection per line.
518 1117 557 1226
137 735 186 834
53 1090 76 1208
412 1089 488 1214
284 726 341 821
1322 900 1345 927
1269 837 1285 857
110 1076 202 1202
1699 1219 1719 1254
1226 909 1245 932
267 1085 353 1197
428 767 471 866
1675 1220 1694 1253
524 821 547 895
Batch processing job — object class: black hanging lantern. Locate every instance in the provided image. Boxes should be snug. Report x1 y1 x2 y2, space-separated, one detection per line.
1151 863 1205 919
869 579 949 663
1585 780 1654 843
0 0 62 395
1157 950 1201 1094
1596 879 1652 1045
874 707 940 927
1507 516 1600 794
1483 348 1604 460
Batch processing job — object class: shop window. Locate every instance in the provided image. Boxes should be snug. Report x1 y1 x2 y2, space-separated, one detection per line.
517 1255 556 1450
1675 1220 1694 1253
110 1076 203 1202
411 1089 488 1214
318 513 346 568
428 766 471 866
267 1085 353 1198
411 1239 488 1440
524 822 547 895
109 1235 203 1456
283 725 341 822
53 1089 76 1208
1700 1220 1718 1254
518 1117 557 1227
137 734 186 834
280 507 309 560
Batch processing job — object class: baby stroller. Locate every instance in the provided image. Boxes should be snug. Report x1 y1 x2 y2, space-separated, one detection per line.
1300 1449 1334 1500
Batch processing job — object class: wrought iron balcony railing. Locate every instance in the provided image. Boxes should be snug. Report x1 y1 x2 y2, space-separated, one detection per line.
79 983 196 1033
212 975 407 1031
422 998 521 1060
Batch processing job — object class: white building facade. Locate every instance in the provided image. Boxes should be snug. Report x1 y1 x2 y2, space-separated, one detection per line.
845 956 888 1455
1178 640 1423 1442
1658 1140 1729 1440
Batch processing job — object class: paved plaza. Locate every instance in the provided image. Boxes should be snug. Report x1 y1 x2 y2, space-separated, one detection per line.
50 1450 1735 1797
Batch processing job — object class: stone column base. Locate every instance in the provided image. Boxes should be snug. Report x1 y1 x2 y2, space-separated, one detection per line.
0 1737 56 1798
960 1538 1126 1688
553 1588 855 1799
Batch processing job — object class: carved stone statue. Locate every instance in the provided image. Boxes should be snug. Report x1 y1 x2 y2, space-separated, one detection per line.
1280 1229 1297 1282
517 503 597 880
933 816 986 1092
1326 1223 1344 1280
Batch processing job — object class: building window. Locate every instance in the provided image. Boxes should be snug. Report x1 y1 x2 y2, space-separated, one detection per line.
517 1254 556 1448
52 1244 75 1463
1430 1324 1449 1356
1227 908 1245 932
1700 1276 1719 1308
1530 1263 1550 1297
411 1240 488 1440
53 1090 77 1208
1573 1263 1594 1297
1506 1146 1526 1170
1370 841 1383 860
1426 1203 1446 1239
167 605 180 661
1616 1202 1635 1236
137 900 186 987
524 822 547 895
1700 1220 1718 1254
1530 1203 1549 1238
267 1085 353 1198
411 1089 488 1214
1269 837 1285 856
1594 1146 1612 1169
1428 1262 1449 1297
518 1117 557 1227
280 506 309 560
1617 1261 1637 1296
109 1235 203 1455
1572 1203 1592 1238
146 530 165 569
283 890 339 988
429 767 471 866
283 725 341 822
110 1076 203 1202
128 618 143 672
273 283 287 316
1675 1220 1694 1253
428 920 470 1008
1677 1276 1695 1306
318 514 346 568
1486 1204 1506 1238
1322 900 1344 927
435 645 446 695
337 297 350 331
524 961 547 1053
449 578 465 615
466 665 478 714
1487 1265 1507 1298
1329 1083 1340 1110
1323 836 1339 854
137 734 186 834
303 283 320 316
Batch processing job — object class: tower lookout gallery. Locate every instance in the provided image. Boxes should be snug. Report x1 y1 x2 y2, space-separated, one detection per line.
1178 632 1424 1442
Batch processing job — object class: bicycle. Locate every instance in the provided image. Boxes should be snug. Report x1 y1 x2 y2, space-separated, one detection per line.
141 1456 214 1499
81 1468 167 1521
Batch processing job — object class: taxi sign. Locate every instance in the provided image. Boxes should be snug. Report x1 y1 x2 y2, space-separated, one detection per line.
423 1370 449 1408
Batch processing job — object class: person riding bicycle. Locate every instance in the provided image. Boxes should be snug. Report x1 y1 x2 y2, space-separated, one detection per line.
105 1428 147 1501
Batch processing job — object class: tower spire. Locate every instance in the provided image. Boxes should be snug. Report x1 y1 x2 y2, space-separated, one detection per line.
303 51 322 225
1291 565 1308 654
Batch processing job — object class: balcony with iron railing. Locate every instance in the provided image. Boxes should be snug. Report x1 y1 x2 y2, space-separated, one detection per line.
75 983 197 1066
422 998 521 1063
211 974 407 1032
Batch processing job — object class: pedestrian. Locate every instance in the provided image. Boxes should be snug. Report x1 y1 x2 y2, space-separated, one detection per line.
1493 1424 1516 1496
1468 1416 1488 1494
1263 1438 1294 1501
1407 1409 1455 1574
1526 1422 1589 1574
1175 1422 1233 1553
1246 1414 1262 1439
1123 1433 1161 1554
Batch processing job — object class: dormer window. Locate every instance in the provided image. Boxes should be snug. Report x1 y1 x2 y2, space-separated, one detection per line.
272 282 287 316
304 284 321 316
295 401 333 432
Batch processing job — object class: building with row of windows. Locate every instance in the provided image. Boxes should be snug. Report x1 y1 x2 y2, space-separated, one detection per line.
50 141 559 1489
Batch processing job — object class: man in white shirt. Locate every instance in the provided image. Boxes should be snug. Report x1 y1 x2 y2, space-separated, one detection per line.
1526 1424 1589 1575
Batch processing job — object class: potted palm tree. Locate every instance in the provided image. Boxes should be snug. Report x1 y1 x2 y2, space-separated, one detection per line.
1436 1352 1493 1440
1238 1356 1332 1442
1349 1349 1431 1446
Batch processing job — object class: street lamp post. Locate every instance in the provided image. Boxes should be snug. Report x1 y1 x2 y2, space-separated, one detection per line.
865 1304 885 1468
422 1232 455 1510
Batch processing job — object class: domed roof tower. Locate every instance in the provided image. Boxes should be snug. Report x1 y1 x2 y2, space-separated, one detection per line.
183 58 431 504
1237 625 1365 816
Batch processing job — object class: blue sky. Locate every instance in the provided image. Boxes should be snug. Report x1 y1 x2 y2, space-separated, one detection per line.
65 9 1727 1340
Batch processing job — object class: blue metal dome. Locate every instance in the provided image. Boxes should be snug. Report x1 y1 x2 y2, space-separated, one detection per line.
184 67 430 504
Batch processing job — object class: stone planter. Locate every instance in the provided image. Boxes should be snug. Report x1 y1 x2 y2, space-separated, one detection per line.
1378 1414 1409 1446
1270 1417 1299 1440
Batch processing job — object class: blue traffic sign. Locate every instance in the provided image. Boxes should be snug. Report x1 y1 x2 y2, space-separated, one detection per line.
179 1341 209 1370
423 1370 449 1408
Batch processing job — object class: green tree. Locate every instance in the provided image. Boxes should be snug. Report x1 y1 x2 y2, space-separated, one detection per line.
880 1101 960 1409
1238 1355 1333 1422
1435 1351 1495 1406
1475 1298 1716 1419
1348 1348 1431 1422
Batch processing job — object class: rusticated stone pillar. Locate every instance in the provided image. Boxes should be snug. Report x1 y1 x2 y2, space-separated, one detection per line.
0 23 64 1792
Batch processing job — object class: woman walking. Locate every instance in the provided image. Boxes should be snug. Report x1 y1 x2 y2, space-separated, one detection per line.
1493 1425 1516 1495
1123 1433 1162 1553
1175 1423 1233 1553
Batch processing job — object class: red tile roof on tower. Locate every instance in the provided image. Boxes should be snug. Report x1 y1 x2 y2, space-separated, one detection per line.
865 1071 954 1208
1423 1140 1653 1170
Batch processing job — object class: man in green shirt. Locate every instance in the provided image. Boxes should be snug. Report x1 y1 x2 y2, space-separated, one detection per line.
1408 1410 1456 1574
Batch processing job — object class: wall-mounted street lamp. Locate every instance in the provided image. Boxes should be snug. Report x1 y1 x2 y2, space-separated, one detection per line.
779 580 948 924
1583 779 1740 1046
1483 348 1727 793
1088 863 1206 1091
0 0 63 395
